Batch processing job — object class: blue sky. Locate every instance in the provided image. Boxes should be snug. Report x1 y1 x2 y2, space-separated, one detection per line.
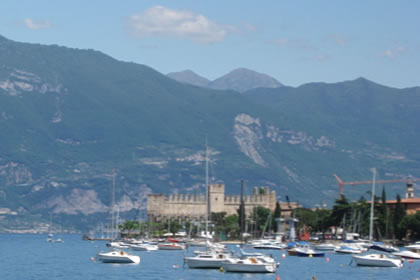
1 0 419 88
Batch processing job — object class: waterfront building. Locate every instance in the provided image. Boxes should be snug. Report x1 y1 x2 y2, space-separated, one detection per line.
385 183 420 214
147 184 298 222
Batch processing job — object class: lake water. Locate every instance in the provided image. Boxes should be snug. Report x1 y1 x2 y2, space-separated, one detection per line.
0 234 418 280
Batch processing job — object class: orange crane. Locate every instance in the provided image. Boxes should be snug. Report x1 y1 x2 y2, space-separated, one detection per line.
333 174 420 198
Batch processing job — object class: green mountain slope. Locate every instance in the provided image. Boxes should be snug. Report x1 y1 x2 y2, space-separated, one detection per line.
0 35 419 232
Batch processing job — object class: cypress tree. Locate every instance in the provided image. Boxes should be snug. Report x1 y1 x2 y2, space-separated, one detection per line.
393 194 406 240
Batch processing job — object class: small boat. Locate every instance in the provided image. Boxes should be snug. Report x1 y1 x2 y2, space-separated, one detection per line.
96 250 140 264
157 242 185 250
106 241 130 249
221 255 278 273
252 243 287 250
294 245 325 257
393 250 420 259
129 243 158 251
370 242 399 253
335 245 364 254
313 243 339 251
352 253 403 267
184 250 231 269
405 241 420 252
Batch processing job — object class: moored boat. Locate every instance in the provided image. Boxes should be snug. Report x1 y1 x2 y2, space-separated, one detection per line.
96 250 140 264
184 250 231 269
294 245 325 257
335 245 364 254
352 253 403 267
369 242 399 253
393 250 420 259
157 242 185 250
313 243 339 251
221 255 278 273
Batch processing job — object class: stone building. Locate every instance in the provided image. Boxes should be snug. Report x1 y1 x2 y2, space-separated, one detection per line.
147 184 279 222
385 183 420 215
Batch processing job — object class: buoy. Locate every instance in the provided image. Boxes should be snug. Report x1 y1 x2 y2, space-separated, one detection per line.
219 267 224 272
281 254 286 259
409 259 414 263
325 257 330 262
172 264 179 268
90 257 95 262
276 276 281 280
309 254 313 258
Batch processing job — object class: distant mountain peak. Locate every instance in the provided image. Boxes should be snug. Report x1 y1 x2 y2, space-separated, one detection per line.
167 70 210 88
209 68 284 93
0 34 10 42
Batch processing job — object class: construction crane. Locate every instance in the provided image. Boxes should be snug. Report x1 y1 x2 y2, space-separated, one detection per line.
333 174 420 198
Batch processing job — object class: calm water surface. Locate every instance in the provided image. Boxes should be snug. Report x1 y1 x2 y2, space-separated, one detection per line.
0 234 418 280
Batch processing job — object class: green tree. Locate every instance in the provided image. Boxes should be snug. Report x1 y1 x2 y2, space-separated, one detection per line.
272 201 282 231
313 208 332 238
393 194 406 240
119 220 140 231
399 212 420 240
237 199 246 238
251 206 272 235
330 196 351 227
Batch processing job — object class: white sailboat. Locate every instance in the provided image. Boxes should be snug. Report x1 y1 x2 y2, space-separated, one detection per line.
352 168 402 268
97 172 140 264
184 141 229 268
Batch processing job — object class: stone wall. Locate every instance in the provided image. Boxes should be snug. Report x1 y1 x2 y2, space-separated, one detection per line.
147 184 278 222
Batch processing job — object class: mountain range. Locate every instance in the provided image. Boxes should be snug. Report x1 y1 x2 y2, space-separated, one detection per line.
167 68 284 92
0 34 419 232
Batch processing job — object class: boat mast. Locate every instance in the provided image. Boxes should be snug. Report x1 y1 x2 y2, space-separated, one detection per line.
240 179 245 245
205 139 209 240
369 168 376 242
111 170 116 240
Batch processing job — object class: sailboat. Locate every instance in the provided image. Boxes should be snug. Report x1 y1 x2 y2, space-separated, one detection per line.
97 172 140 264
352 168 403 268
46 214 63 243
184 142 230 268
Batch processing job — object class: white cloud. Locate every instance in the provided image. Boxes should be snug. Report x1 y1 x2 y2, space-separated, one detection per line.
24 18 52 30
382 46 406 59
129 6 231 43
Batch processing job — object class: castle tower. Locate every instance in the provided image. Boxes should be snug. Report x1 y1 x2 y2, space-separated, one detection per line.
209 183 225 213
406 182 415 199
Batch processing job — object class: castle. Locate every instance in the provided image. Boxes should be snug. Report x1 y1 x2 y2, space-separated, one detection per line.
147 184 296 222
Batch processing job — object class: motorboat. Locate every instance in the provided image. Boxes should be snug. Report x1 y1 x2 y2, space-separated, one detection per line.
405 242 420 252
370 242 399 253
157 242 186 250
352 253 403 267
221 255 278 273
46 233 64 243
184 250 232 269
106 241 130 249
252 243 287 250
294 245 325 257
129 243 158 251
96 250 140 264
393 250 420 259
313 243 339 251
335 245 364 254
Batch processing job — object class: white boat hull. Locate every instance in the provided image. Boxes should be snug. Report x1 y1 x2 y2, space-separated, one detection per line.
185 258 226 268
352 254 403 267
222 262 277 273
97 251 140 264
158 243 185 250
393 250 420 259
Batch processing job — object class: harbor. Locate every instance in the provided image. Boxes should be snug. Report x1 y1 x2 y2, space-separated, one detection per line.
1 233 419 280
